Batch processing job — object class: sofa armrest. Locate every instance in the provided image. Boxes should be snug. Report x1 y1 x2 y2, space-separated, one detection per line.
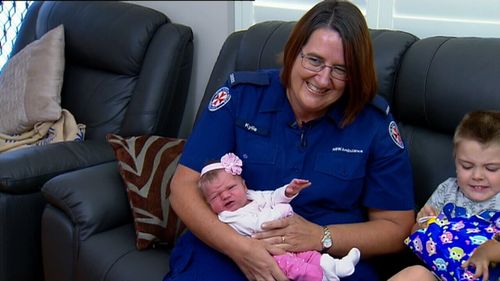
0 140 115 193
42 161 132 240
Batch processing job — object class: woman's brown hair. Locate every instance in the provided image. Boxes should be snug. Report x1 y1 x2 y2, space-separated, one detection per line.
281 0 377 127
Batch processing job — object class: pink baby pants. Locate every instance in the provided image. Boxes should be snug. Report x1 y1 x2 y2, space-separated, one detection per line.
274 251 323 281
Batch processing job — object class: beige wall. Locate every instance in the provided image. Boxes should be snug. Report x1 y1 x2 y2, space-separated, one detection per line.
128 1 235 138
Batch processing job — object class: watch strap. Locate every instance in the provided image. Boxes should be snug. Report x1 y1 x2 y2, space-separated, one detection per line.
321 226 333 253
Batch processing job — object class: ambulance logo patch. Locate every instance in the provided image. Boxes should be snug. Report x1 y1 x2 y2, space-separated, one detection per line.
208 87 231 111
389 121 404 149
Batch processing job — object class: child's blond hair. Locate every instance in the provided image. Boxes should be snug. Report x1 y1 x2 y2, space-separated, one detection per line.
453 111 500 153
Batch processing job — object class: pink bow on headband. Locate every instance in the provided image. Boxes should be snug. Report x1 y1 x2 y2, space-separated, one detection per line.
220 153 243 175
200 152 243 176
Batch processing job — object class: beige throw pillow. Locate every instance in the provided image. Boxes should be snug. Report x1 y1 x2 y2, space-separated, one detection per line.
0 24 65 135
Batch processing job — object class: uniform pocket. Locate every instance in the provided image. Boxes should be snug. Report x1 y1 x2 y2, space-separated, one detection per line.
235 122 277 165
239 139 277 164
314 152 366 180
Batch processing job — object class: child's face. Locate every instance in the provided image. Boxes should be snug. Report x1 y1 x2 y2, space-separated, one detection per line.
455 139 500 202
201 171 249 214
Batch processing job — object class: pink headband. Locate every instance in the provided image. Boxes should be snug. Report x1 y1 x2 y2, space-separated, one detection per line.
200 153 243 176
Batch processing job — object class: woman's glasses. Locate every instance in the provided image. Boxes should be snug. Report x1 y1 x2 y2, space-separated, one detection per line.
300 52 347 81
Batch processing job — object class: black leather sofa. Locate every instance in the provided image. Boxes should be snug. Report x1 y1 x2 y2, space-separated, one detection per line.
0 2 193 281
41 21 500 281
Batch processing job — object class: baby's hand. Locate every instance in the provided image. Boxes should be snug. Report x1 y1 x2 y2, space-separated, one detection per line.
285 179 311 197
291 179 310 186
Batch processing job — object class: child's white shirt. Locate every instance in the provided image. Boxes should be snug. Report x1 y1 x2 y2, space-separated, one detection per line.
425 177 500 216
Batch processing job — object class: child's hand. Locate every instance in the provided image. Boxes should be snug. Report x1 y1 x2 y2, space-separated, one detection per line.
461 239 500 281
415 205 437 229
285 179 311 197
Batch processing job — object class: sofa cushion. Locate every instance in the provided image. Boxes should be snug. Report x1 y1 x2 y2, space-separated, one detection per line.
78 224 171 281
107 134 186 250
0 24 64 135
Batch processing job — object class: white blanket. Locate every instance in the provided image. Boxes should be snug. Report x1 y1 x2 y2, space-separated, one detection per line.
0 109 85 153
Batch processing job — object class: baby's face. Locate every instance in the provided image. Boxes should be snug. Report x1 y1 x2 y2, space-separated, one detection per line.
201 171 248 214
455 139 500 202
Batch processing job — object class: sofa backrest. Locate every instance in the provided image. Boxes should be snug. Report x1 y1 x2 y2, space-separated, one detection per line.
197 21 418 119
12 1 194 139
395 36 500 209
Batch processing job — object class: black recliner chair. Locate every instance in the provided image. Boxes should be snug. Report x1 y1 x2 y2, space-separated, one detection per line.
0 2 193 281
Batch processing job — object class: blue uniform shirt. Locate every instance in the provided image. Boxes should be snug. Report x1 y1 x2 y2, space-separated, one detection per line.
182 68 414 225
171 69 415 281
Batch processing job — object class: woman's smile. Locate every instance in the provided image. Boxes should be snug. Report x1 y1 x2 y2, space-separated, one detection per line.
305 80 329 95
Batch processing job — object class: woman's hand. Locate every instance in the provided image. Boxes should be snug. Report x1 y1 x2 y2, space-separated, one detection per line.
252 214 323 253
254 209 415 258
229 236 289 281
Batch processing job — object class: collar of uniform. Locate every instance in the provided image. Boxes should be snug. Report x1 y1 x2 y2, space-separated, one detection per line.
259 70 287 113
326 97 348 127
260 85 346 127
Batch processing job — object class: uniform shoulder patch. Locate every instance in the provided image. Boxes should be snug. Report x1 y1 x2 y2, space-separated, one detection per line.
229 71 270 88
208 86 231 111
388 121 404 149
371 95 390 115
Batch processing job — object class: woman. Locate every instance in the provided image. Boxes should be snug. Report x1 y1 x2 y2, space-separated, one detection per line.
166 1 415 280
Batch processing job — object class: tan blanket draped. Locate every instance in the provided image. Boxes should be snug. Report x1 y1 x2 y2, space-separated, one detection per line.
0 109 86 153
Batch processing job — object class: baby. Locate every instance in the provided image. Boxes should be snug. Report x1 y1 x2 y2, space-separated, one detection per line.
198 152 360 281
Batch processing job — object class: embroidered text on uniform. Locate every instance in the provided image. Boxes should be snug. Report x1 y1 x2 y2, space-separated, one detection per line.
244 123 257 132
331 147 364 153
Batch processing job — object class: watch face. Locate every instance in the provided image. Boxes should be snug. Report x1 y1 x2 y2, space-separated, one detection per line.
323 238 332 248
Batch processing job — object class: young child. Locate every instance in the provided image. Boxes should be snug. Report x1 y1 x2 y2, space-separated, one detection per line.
198 152 361 281
389 110 500 281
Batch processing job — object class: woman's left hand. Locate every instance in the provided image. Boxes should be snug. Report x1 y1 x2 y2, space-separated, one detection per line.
252 214 322 253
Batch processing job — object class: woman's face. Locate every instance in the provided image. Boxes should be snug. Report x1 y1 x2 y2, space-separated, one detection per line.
288 27 346 122
455 139 500 202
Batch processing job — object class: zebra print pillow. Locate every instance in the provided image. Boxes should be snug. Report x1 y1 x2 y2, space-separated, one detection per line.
107 134 186 250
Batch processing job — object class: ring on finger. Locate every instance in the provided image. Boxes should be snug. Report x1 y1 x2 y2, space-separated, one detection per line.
281 236 285 243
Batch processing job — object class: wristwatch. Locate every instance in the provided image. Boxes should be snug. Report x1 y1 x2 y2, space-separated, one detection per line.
321 226 333 253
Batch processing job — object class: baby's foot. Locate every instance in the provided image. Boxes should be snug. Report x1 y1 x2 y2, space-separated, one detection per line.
343 247 361 266
320 248 361 281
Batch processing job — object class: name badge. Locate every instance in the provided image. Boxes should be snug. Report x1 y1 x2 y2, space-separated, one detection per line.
235 119 269 136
